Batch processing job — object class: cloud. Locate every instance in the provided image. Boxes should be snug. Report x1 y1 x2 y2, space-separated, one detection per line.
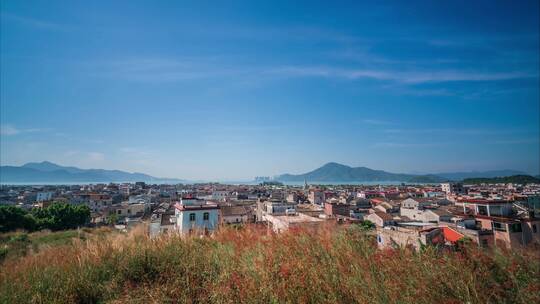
490 138 540 145
382 128 537 136
1 13 68 31
268 66 536 84
91 46 537 89
87 152 105 162
94 57 248 83
371 142 448 148
362 119 392 125
64 150 79 157
0 124 43 136
119 147 153 157
117 147 159 167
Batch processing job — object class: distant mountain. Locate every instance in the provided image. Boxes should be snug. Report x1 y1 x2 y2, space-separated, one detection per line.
0 161 183 184
435 170 527 181
22 161 86 174
275 162 447 183
463 175 540 185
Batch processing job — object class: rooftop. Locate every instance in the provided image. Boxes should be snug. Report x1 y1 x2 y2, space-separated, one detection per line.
265 213 324 224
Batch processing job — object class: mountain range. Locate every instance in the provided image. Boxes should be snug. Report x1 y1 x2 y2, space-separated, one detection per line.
275 162 528 183
0 161 531 184
0 161 182 184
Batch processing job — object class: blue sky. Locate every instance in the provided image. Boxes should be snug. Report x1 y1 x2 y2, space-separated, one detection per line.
1 0 539 180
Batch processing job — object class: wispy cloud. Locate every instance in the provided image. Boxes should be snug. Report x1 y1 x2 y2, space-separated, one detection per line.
0 124 43 136
90 47 537 88
92 57 251 83
490 138 540 145
117 147 160 167
267 66 536 84
371 142 449 148
362 119 392 125
382 128 536 136
1 12 68 31
87 152 105 162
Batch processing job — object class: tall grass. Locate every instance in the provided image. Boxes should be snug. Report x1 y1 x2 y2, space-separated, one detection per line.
1 224 539 304
0 227 115 263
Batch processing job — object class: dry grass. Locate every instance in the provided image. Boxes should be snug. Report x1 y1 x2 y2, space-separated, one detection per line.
1 224 539 304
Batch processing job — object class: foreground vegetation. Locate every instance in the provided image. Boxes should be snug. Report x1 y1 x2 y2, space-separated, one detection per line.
1 224 539 304
0 203 91 232
0 227 114 263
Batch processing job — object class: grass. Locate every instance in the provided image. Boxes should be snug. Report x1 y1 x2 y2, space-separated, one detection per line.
0 227 114 263
0 224 539 304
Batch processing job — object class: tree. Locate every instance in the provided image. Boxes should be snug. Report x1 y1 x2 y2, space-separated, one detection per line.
106 213 118 225
0 206 36 232
32 203 90 231
358 220 375 231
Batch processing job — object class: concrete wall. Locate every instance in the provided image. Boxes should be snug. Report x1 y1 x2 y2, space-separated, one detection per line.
175 208 219 234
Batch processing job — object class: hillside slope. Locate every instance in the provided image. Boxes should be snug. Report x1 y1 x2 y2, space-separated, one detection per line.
1 225 538 303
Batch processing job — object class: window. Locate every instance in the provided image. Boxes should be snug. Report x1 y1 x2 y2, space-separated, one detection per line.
189 213 196 221
203 212 209 221
489 205 502 216
492 222 506 232
117 210 121 215
533 224 537 233
477 205 488 216
509 223 522 233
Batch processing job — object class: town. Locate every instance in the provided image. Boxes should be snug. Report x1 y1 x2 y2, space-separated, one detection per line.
2 179 539 250
1 1 538 302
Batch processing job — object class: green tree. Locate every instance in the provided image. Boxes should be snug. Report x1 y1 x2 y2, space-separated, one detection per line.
32 203 90 231
106 213 118 225
359 220 375 231
0 206 36 232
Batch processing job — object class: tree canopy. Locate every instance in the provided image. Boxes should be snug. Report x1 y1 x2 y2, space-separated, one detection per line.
0 203 90 232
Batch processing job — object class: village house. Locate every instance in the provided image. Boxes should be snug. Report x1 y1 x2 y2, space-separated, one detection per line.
308 189 325 205
366 212 395 227
174 197 219 235
324 200 350 217
376 226 445 250
263 209 324 233
220 205 252 224
459 199 540 248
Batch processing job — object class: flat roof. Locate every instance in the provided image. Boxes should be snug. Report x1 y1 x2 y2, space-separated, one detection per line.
265 213 324 224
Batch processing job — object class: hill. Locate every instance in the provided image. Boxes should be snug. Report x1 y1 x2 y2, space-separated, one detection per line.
276 162 446 183
435 170 527 181
275 163 529 183
0 161 182 184
463 175 540 185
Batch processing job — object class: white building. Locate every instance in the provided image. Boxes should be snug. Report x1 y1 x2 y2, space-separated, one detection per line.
174 197 219 235
264 212 323 233
441 183 464 195
211 190 230 201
